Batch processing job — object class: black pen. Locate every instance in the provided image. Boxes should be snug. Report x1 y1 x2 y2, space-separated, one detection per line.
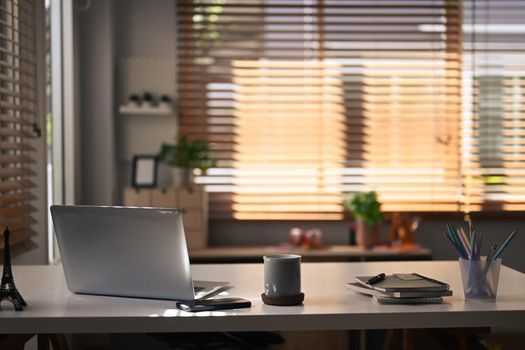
366 273 385 285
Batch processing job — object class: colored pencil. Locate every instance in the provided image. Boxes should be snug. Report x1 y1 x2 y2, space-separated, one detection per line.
469 230 477 260
447 224 464 256
443 222 516 262
476 232 483 260
461 227 471 247
444 231 467 259
493 229 518 260
457 227 470 257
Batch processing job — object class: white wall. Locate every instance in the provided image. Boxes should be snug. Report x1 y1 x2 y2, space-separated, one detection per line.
78 0 117 205
115 0 176 58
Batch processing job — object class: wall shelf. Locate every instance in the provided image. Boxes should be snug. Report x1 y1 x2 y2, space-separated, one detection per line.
119 104 173 115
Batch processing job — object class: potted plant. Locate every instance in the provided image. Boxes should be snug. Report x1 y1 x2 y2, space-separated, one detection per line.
156 137 214 188
142 91 156 107
128 93 142 107
344 191 382 249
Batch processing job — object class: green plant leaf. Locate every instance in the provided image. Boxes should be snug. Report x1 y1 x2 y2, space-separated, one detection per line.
344 191 382 228
156 137 215 173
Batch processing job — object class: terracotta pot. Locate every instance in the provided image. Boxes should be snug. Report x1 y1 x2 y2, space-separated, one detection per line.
356 220 380 250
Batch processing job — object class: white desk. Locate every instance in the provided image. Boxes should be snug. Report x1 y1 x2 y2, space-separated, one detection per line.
1 261 525 334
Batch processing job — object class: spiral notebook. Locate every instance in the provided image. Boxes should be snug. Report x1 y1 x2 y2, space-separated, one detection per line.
373 296 444 305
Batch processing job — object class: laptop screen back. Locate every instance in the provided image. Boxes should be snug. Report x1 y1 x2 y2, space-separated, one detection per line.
51 205 195 301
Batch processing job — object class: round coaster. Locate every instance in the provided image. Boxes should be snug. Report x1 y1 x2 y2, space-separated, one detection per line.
261 292 305 306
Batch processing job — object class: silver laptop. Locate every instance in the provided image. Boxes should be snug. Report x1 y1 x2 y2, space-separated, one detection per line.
50 205 227 301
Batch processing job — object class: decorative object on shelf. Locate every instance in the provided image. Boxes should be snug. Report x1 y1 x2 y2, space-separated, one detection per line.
129 94 142 106
305 228 323 248
158 95 172 112
156 137 214 189
132 155 157 188
288 227 323 249
289 227 303 246
348 222 357 245
142 91 156 107
388 213 421 245
160 94 171 104
344 191 383 250
0 227 27 311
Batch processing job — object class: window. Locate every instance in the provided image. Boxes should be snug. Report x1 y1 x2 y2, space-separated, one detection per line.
177 0 524 220
462 0 525 212
0 0 44 252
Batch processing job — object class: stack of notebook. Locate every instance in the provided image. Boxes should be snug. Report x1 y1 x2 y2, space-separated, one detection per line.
348 273 452 304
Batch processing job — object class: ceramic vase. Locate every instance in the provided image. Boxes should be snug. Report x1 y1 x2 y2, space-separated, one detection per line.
356 220 380 250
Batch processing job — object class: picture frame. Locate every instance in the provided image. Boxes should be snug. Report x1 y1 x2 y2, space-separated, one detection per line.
132 155 157 188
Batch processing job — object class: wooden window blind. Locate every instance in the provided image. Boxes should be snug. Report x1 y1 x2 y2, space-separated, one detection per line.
462 0 525 212
0 0 41 251
176 1 481 220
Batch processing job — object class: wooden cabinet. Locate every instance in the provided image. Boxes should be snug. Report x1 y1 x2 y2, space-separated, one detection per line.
123 186 208 249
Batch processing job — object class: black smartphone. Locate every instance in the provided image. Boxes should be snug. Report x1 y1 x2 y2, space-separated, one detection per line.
175 297 252 312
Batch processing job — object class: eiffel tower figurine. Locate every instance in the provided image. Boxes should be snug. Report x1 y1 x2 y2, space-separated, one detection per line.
0 227 27 310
